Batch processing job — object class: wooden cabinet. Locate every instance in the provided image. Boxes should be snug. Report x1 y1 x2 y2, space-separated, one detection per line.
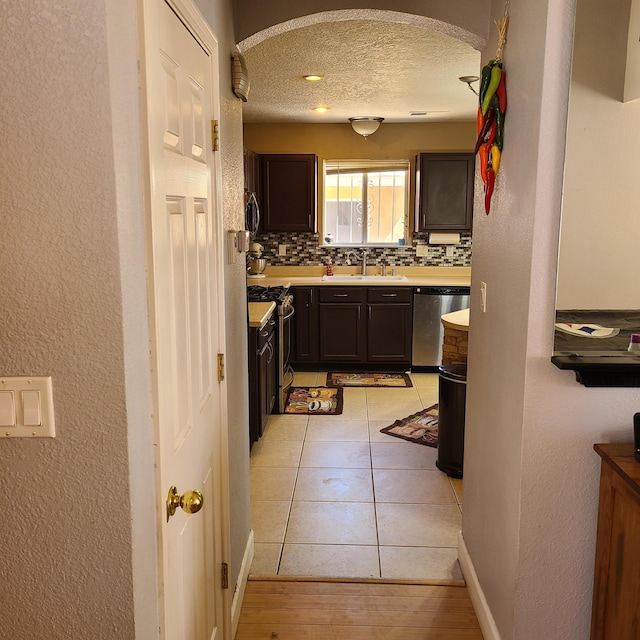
318 288 366 362
591 443 640 639
291 286 412 367
248 310 276 447
415 153 474 231
367 288 413 363
292 287 319 362
260 154 317 233
243 147 260 194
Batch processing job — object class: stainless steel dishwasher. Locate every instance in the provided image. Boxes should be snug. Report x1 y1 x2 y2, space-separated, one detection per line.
412 286 470 369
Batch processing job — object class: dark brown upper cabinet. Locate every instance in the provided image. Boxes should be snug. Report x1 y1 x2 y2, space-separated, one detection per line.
415 153 474 232
243 147 260 195
260 154 318 233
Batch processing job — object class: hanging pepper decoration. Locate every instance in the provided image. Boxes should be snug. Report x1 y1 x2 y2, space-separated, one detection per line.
475 5 509 214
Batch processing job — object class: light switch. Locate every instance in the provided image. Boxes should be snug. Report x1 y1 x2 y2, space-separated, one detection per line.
0 376 55 438
0 391 16 427
22 390 42 426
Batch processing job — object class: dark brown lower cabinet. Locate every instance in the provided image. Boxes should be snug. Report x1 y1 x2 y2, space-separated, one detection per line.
292 287 319 362
248 311 276 447
367 305 412 361
591 443 640 639
291 286 412 367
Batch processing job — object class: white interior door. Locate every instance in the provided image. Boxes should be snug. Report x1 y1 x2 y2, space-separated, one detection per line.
142 1 227 638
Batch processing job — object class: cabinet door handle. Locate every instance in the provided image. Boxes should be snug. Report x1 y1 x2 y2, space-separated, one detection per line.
333 293 349 297
266 341 274 364
381 293 398 298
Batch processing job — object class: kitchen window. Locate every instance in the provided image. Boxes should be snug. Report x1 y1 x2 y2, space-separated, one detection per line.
323 159 409 246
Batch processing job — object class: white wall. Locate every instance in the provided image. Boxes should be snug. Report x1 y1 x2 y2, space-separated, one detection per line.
463 0 640 639
556 0 640 310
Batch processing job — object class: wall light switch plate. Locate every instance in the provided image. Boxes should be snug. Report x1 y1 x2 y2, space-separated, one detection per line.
446 245 455 258
416 244 429 257
0 376 55 438
278 244 287 257
480 281 487 313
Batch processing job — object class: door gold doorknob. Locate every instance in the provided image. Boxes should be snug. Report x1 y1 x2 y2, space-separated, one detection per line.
166 486 204 522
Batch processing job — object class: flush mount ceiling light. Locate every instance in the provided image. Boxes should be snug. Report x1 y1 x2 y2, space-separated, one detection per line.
459 75 480 96
349 117 384 139
313 106 329 113
304 75 323 82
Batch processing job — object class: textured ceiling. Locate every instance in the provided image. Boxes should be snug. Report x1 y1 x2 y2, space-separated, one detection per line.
240 20 482 124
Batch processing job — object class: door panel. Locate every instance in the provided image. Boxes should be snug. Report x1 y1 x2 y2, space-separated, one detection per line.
143 1 226 638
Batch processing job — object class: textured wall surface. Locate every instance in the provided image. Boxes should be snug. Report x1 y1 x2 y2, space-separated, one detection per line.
463 0 640 638
194 0 252 592
0 1 137 637
234 1 491 49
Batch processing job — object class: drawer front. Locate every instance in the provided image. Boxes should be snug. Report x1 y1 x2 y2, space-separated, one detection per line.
319 287 365 303
257 315 276 349
367 287 412 303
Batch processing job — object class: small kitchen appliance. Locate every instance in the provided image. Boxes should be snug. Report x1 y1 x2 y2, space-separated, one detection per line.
247 242 267 278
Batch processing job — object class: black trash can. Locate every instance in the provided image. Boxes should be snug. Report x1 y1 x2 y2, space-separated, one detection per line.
436 364 467 479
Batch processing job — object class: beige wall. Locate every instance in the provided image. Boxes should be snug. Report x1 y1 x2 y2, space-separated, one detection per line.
244 121 476 232
234 0 491 48
556 0 640 310
0 0 142 636
194 0 253 593
463 0 640 638
0 0 250 637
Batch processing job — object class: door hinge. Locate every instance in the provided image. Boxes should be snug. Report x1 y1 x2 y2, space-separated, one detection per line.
217 353 225 382
221 562 229 589
211 119 219 151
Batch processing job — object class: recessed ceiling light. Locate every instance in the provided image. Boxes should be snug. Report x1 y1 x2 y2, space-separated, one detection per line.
313 106 329 113
304 75 323 82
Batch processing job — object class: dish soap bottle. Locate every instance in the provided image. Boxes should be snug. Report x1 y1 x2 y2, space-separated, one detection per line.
326 259 334 276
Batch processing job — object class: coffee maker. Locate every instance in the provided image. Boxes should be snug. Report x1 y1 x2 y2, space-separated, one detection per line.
247 242 267 278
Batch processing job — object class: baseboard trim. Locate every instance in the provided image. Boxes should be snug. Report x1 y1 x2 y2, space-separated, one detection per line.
231 529 254 638
458 532 501 640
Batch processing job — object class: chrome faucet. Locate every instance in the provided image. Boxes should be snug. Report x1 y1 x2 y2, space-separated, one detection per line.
346 249 368 275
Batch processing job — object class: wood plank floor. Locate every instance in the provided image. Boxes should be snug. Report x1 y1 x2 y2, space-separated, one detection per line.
235 578 484 639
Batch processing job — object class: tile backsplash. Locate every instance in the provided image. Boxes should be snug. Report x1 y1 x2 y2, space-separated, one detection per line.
252 231 472 267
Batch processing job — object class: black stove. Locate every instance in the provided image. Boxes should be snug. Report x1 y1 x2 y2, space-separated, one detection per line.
247 285 289 303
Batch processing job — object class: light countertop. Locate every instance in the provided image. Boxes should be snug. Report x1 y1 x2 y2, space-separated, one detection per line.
441 308 470 331
247 265 471 289
248 301 276 329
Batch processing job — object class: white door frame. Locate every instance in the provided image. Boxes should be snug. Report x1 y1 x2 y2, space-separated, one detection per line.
138 0 232 636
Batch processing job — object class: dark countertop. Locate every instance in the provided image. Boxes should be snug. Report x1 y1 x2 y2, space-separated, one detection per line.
554 310 640 353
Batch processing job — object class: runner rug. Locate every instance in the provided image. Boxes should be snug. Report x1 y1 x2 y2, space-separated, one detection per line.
326 372 413 388
284 387 344 415
380 404 439 447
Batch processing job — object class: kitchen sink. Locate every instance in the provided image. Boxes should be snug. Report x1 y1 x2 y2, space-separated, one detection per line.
321 274 408 282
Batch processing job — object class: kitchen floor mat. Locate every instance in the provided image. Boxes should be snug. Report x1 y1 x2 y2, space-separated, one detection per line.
326 372 413 388
283 387 343 415
380 404 439 447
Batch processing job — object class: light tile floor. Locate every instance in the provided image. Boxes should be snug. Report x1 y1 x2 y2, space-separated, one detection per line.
249 372 464 581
